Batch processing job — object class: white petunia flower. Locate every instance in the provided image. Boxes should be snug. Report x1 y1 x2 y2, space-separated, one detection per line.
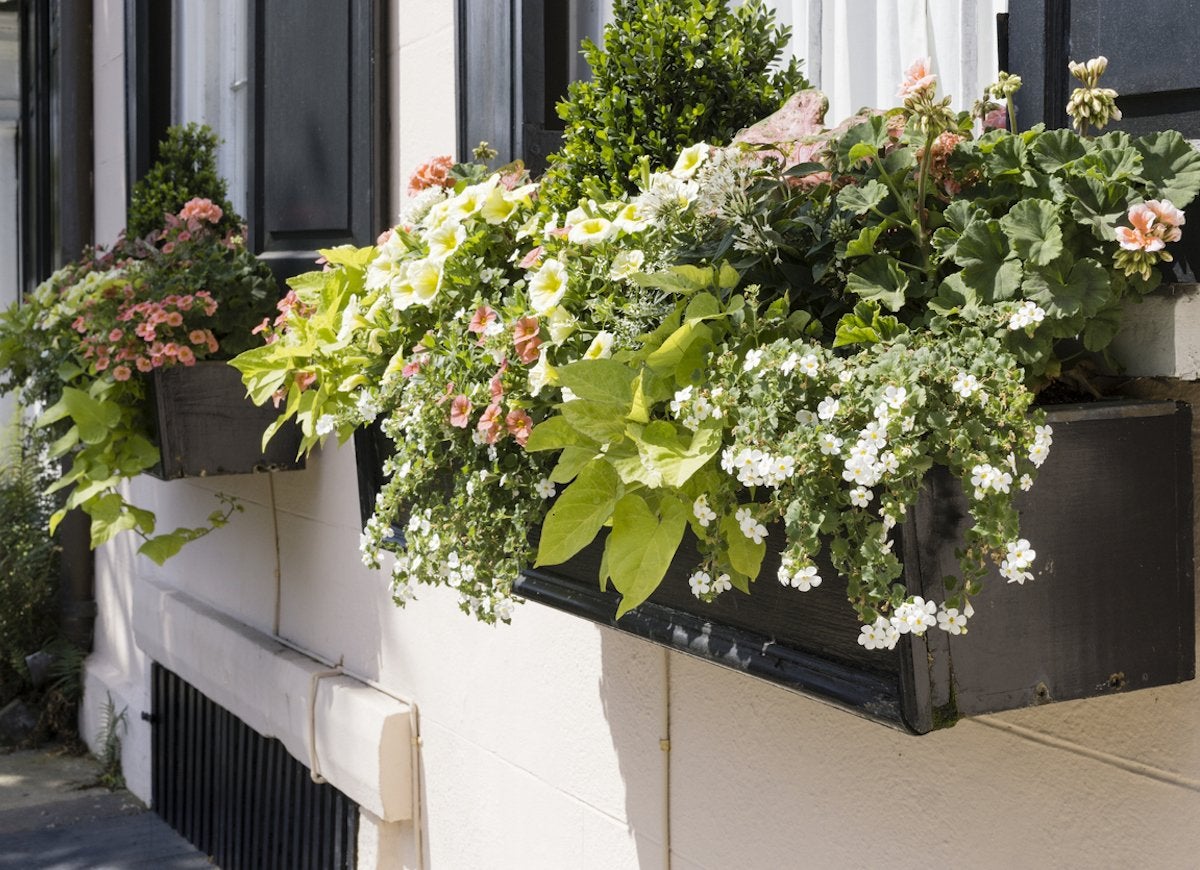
568 216 615 245
609 248 646 280
584 331 615 360
529 259 569 314
671 142 710 179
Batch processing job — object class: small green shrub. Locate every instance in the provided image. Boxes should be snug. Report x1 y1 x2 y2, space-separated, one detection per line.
127 123 240 239
539 0 807 211
0 431 60 705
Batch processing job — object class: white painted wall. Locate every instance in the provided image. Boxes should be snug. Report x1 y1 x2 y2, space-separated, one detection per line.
81 2 1200 869
0 10 20 440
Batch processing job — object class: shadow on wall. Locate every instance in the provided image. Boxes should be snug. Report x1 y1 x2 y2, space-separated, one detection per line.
598 626 670 869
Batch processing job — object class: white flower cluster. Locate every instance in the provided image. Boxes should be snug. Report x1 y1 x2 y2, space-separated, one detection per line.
951 371 983 400
1000 538 1037 584
692 495 717 528
857 597 974 650
1028 423 1053 467
688 569 733 599
780 352 820 377
777 554 822 591
734 507 768 544
670 385 722 430
969 462 1013 499
1008 300 1046 331
841 425 899 490
721 447 796 488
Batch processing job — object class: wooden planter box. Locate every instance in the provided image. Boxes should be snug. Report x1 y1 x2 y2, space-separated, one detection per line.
148 361 304 480
515 399 1196 732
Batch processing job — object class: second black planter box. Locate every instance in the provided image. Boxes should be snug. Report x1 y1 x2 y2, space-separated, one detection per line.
516 399 1196 732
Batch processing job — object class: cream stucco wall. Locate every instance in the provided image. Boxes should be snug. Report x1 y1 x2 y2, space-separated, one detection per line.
80 1 1200 869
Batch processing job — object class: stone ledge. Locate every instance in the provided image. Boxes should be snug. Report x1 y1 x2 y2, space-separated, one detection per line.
1111 284 1200 379
131 579 412 822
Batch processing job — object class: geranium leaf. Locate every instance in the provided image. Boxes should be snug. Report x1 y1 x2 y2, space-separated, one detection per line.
1031 128 1090 173
1023 257 1109 318
1136 130 1200 209
836 180 888 216
535 459 621 567
845 224 883 258
845 256 910 312
609 493 687 618
999 199 1063 267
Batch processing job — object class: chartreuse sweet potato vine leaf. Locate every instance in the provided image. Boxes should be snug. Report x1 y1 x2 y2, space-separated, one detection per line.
535 459 622 567
608 493 688 618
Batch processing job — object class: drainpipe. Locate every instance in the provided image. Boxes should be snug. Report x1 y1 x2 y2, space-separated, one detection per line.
54 1 95 651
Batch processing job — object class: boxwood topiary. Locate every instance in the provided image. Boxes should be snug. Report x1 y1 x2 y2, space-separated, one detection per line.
127 123 241 239
538 0 808 212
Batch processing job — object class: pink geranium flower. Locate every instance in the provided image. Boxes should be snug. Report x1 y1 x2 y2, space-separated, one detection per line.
512 316 542 364
898 56 937 99
1117 204 1167 252
179 197 224 224
407 155 455 196
450 394 473 428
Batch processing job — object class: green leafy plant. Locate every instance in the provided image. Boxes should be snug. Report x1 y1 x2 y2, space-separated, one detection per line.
538 0 806 211
234 55 1199 650
93 692 128 790
0 153 271 561
0 429 60 706
127 123 240 239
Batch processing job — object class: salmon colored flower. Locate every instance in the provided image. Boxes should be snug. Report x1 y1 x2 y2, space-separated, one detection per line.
295 371 317 391
179 197 224 224
177 346 196 365
512 316 542 364
468 305 499 337
407 155 455 196
519 246 545 269
450 394 473 428
489 358 509 401
1117 204 1167 252
505 409 533 446
112 365 132 382
477 402 506 444
898 56 937 99
135 357 153 373
189 329 208 345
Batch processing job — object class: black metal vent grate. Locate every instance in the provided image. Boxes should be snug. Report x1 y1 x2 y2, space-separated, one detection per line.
151 663 359 870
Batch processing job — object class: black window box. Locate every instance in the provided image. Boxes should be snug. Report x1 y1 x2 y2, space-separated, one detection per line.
148 360 304 480
515 399 1195 732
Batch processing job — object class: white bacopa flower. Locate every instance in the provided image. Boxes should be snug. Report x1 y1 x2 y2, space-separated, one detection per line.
693 495 717 528
743 348 765 371
937 606 968 635
878 451 900 475
780 353 799 375
881 384 908 409
535 478 556 499
849 486 873 508
1019 473 1033 491
671 142 710 179
951 371 980 398
529 258 569 314
857 616 900 651
711 573 732 594
315 414 337 437
800 354 820 377
795 409 818 426
819 433 843 456
817 397 840 421
494 598 515 621
609 248 645 280
784 564 821 592
838 370 853 384
1008 299 1046 331
689 570 713 598
860 421 888 448
892 596 938 636
568 216 615 245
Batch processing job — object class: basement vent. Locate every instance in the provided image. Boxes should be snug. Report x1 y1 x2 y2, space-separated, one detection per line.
151 663 359 869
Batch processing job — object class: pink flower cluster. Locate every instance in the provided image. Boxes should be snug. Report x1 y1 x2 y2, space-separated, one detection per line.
1116 200 1185 252
74 290 219 377
252 289 315 345
443 354 534 446
897 57 937 100
408 156 455 196
179 197 224 225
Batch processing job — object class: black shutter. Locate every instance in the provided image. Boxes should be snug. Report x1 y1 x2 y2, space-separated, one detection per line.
458 0 602 175
1005 0 1200 137
247 0 386 284
124 0 172 192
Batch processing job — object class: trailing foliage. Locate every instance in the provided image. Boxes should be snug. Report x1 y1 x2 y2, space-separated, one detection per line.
0 431 60 705
127 123 240 239
538 0 806 212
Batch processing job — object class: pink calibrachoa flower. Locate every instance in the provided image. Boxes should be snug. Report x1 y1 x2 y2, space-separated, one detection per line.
477 402 506 444
505 409 533 446
295 371 317 391
135 357 153 373
165 310 184 327
450 394 473 428
162 342 179 358
94 357 110 372
176 346 196 366
112 365 132 382
489 358 509 401
468 305 499 338
108 328 123 342
519 246 544 269
179 197 224 224
401 354 428 378
189 329 208 345
407 155 455 196
898 56 937 99
376 227 394 246
512 316 542 364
